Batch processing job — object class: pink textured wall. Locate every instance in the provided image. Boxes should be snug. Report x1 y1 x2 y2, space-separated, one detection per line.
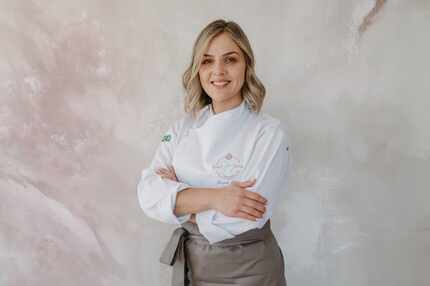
1 1 429 285
0 1 171 284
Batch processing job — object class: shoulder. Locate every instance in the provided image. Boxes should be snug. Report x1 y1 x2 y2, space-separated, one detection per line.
249 111 289 150
173 104 210 130
253 111 285 137
164 111 199 142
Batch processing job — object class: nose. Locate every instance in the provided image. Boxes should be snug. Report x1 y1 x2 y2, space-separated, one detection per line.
213 60 226 75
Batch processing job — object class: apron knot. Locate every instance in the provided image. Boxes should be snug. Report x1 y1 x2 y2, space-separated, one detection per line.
160 227 190 286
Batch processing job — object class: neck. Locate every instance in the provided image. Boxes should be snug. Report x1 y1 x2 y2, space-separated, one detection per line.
211 96 243 114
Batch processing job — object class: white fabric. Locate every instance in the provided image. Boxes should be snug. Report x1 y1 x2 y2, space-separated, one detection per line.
137 99 289 244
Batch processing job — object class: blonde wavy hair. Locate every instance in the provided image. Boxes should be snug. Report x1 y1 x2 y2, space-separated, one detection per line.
182 19 266 119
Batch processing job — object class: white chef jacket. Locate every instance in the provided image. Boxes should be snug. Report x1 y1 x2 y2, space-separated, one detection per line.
137 99 289 244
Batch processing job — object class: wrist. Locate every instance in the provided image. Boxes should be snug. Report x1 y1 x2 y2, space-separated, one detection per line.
207 187 223 211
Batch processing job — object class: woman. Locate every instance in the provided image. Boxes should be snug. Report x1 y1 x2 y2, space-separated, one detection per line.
137 19 289 285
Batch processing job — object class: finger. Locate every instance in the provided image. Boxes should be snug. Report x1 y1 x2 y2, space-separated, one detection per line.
235 210 259 221
156 170 170 178
167 165 176 173
244 190 267 204
166 172 176 180
232 179 253 185
170 170 178 179
236 178 256 187
240 205 264 218
167 175 177 181
161 175 174 181
243 198 266 213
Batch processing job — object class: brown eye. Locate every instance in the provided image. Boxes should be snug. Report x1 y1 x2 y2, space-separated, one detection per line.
225 57 236 64
202 59 211 65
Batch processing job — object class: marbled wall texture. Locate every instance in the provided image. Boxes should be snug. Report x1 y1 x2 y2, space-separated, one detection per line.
0 0 428 285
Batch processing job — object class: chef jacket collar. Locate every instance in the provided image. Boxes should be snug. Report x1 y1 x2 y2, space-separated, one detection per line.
191 98 249 133
190 99 250 162
208 98 246 120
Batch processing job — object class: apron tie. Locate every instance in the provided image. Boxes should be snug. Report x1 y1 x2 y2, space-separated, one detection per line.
159 227 190 286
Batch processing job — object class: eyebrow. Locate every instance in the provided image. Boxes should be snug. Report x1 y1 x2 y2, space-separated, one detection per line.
203 51 239 57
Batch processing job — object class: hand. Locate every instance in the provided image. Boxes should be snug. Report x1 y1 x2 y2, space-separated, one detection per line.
155 165 178 182
213 179 268 221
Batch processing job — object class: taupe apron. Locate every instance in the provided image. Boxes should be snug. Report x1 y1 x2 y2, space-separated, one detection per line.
160 219 287 286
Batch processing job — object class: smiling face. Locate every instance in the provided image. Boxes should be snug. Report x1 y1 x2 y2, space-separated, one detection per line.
198 32 246 113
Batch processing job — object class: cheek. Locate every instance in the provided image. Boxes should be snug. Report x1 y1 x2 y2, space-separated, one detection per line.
198 70 209 83
232 66 246 83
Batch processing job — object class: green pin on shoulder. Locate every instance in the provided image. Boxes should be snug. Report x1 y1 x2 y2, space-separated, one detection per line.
162 134 172 142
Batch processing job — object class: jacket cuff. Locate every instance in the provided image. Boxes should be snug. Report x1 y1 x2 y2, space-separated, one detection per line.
168 182 192 225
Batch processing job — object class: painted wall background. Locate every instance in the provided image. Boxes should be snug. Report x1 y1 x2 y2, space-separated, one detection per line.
0 0 429 285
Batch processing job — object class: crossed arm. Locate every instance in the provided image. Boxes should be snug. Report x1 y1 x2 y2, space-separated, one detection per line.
155 167 267 223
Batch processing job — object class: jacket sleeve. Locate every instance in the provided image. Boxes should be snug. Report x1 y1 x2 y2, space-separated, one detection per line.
137 119 192 225
195 124 289 244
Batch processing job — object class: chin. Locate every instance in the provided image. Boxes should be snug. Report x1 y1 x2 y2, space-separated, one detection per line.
208 89 237 98
210 95 237 103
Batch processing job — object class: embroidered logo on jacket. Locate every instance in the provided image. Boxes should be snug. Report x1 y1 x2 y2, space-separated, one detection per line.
212 153 244 179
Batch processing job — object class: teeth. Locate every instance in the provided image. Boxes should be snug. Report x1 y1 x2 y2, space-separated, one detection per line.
212 81 230 86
